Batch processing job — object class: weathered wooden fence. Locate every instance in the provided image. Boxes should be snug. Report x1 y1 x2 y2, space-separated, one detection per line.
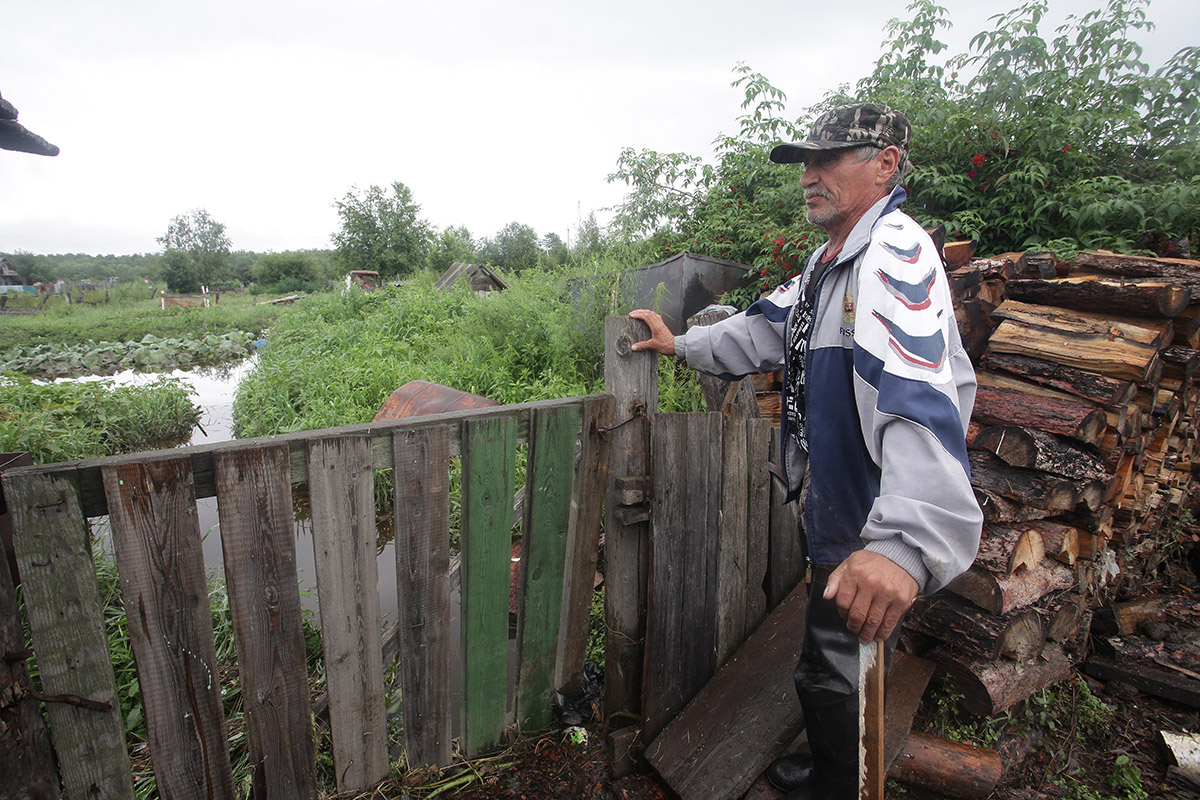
5 394 612 799
4 317 807 799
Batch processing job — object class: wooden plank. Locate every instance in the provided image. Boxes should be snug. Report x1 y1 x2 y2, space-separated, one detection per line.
603 317 658 724
744 418 772 634
1084 655 1200 709
645 581 809 800
6 392 611 519
393 425 453 768
460 414 517 754
882 652 937 769
515 404 580 730
768 426 803 608
214 445 317 799
554 397 613 693
862 642 886 800
102 458 235 800
643 412 722 743
716 404 749 666
6 471 134 799
307 435 388 792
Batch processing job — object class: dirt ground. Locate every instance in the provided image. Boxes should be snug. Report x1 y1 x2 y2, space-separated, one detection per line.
389 555 1199 800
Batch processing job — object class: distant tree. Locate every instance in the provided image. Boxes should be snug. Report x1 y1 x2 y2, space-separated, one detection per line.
331 181 432 279
227 251 258 286
156 208 232 291
540 232 569 268
429 226 478 276
571 211 605 264
160 249 200 294
253 251 318 291
481 222 539 274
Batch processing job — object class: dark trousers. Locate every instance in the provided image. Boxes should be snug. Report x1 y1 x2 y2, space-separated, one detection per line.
794 567 900 799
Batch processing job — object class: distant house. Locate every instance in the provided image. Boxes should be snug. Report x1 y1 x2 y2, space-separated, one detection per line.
435 262 509 294
0 258 33 294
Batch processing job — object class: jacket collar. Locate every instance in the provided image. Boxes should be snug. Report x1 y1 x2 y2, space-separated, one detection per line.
811 186 908 267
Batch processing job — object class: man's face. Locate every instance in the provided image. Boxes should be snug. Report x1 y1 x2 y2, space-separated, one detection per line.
799 146 891 231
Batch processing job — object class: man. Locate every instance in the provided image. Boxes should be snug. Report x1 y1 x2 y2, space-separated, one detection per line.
630 103 982 798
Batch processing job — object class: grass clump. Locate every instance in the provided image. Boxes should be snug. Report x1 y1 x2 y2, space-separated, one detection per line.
0 373 201 464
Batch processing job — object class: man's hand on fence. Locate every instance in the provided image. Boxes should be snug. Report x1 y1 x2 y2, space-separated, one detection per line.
824 550 919 643
629 309 676 356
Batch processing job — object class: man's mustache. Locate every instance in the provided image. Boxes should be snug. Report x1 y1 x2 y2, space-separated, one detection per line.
804 188 832 202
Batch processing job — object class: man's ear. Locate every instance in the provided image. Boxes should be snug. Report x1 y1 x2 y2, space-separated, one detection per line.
876 146 901 186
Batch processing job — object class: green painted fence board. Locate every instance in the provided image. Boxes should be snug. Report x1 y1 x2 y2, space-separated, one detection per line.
515 404 580 730
460 415 517 755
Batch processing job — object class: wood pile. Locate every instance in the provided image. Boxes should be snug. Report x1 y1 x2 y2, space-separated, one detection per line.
905 248 1200 717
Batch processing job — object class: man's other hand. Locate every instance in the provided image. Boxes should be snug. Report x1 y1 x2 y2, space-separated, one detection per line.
824 550 919 643
628 309 675 356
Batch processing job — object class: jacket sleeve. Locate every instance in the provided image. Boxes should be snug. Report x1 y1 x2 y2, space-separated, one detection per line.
850 220 983 593
674 280 798 380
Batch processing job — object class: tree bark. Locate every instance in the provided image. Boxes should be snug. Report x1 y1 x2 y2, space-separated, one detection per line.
969 450 1081 514
888 731 1002 800
972 385 1106 446
980 351 1136 407
972 426 1108 484
1074 249 1200 293
947 558 1075 615
906 594 1045 662
933 642 1076 715
1005 276 1191 318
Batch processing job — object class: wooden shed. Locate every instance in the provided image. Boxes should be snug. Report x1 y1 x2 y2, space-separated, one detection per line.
435 262 509 294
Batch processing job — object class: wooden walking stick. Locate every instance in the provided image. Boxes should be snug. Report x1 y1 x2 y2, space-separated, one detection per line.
861 640 886 800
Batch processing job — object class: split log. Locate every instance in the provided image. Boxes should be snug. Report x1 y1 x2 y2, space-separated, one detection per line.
1041 592 1087 643
942 241 978 269
1026 520 1080 565
887 731 1002 800
956 299 1000 363
975 522 1045 575
969 450 1080 514
1173 316 1200 349
986 319 1161 383
933 642 1075 715
1075 249 1200 293
1160 346 1200 384
947 558 1075 615
991 299 1171 348
972 385 1106 446
905 594 1044 662
1091 595 1167 637
972 426 1108 485
1005 275 1191 318
980 351 1136 407
976 494 1064 524
958 256 1019 281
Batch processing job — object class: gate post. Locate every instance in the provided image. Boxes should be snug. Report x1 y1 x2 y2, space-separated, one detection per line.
602 316 658 765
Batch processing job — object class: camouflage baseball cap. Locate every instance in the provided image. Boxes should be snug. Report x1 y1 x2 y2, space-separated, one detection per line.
770 103 911 164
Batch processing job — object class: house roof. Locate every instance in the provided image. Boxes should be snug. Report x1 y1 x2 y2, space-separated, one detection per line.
0 91 59 156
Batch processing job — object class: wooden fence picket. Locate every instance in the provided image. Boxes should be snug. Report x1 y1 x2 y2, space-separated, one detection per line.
393 425 453 768
6 469 135 800
307 435 388 792
460 414 517 755
643 412 723 742
214 445 317 799
102 457 235 800
515 404 580 730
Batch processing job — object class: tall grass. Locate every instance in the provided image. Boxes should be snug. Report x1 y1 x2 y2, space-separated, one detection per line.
0 374 201 464
233 262 702 437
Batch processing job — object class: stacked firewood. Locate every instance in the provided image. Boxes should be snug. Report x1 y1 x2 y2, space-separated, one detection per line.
905 248 1200 716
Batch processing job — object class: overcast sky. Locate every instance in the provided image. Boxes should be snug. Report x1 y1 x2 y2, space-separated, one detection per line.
1 0 1195 256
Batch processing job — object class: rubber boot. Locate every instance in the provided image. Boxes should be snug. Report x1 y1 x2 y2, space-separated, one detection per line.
790 568 867 800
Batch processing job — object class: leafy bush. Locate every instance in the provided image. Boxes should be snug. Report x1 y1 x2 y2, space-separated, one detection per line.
607 0 1200 307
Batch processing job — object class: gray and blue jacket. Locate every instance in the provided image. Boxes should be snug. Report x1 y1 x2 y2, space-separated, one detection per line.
674 188 982 593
